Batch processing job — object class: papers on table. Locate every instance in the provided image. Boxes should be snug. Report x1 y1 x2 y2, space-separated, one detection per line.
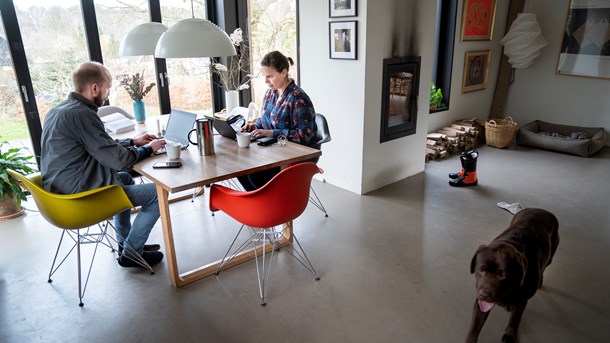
101 112 135 134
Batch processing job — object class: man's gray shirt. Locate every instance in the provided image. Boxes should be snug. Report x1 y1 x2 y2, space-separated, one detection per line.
41 92 151 194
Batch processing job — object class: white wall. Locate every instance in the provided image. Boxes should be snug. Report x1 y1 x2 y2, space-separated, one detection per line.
504 0 610 136
300 0 366 194
300 0 438 194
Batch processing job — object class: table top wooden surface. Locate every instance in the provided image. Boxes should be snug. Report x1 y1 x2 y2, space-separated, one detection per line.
133 134 321 194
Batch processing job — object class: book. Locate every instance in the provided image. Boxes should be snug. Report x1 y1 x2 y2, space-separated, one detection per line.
101 112 135 134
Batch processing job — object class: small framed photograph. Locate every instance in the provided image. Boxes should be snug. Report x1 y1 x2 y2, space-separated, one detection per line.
462 50 491 93
460 0 497 41
329 21 357 60
330 0 357 18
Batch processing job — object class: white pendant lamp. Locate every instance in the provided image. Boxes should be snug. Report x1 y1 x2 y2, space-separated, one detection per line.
154 18 236 58
119 22 168 56
500 13 547 69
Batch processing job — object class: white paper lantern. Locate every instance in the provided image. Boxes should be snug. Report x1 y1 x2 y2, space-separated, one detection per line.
500 13 548 68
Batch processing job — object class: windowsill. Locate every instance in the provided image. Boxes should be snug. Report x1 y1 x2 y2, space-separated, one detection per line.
429 106 448 114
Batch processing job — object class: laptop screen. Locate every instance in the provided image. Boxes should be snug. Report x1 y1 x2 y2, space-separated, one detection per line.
163 109 197 147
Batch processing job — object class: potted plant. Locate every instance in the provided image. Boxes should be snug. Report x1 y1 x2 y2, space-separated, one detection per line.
0 141 36 220
430 82 445 112
115 70 156 123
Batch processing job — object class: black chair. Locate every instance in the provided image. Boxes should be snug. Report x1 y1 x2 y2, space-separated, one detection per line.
309 113 331 216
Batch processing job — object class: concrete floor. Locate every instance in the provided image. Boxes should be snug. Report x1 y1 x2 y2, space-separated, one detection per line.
1 145 609 343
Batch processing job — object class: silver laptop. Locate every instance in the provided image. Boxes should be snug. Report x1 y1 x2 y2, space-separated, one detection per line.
155 109 197 154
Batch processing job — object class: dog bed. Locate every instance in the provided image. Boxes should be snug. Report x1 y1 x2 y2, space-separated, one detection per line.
516 120 608 157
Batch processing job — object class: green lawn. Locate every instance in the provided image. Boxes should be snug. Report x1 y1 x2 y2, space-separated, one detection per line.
0 119 29 141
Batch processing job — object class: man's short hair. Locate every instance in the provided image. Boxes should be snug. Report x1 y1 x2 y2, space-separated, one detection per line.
72 61 110 93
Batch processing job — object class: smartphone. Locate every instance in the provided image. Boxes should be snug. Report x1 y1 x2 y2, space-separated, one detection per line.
153 161 182 169
257 137 277 146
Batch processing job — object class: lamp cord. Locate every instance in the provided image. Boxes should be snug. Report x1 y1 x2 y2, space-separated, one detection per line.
191 0 195 18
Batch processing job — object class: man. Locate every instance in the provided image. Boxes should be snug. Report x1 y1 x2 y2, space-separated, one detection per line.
41 61 166 268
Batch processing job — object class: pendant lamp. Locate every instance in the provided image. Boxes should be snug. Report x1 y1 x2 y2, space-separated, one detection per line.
500 13 547 69
119 22 168 56
154 18 236 58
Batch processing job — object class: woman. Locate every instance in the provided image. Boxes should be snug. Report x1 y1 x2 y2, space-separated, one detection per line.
239 51 318 190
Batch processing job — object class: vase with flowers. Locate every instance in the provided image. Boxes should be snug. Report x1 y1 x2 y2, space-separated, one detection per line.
210 28 254 114
116 70 156 123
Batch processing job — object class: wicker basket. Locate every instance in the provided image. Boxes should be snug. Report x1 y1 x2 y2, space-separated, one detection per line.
485 117 518 148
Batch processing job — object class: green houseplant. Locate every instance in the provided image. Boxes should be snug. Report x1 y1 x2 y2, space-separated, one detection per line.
0 141 36 219
430 82 445 112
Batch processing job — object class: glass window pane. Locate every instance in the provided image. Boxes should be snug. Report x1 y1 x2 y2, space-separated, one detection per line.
0 13 29 150
95 0 160 118
160 0 213 116
249 0 297 107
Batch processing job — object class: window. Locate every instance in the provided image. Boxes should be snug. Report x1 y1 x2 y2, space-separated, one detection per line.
431 0 457 113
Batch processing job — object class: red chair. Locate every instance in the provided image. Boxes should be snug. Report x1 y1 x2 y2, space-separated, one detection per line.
209 162 322 305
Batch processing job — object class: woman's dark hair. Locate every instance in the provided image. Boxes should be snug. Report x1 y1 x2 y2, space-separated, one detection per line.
260 51 294 73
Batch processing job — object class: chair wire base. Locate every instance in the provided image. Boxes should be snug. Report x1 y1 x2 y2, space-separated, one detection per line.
215 223 319 306
47 220 153 307
309 186 328 217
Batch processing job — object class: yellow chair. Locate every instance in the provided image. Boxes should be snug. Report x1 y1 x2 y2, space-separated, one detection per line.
7 169 153 306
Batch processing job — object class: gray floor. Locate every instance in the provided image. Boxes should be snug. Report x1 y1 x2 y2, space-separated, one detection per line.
1 145 609 343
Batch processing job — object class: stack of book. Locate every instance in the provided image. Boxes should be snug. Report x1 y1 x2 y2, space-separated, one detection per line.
101 112 135 134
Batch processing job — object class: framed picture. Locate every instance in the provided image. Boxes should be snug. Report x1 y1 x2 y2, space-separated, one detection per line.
380 56 421 143
460 0 497 41
329 0 357 18
329 21 357 60
462 50 491 93
556 0 610 79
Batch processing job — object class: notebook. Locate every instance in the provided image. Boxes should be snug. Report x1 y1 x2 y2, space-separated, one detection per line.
155 109 197 154
211 117 258 142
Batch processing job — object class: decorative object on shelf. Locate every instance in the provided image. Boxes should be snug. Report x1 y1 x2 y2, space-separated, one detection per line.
329 0 357 18
461 0 497 41
500 13 547 69
116 70 155 124
329 21 357 60
429 82 445 112
0 141 35 220
462 50 491 93
557 0 610 79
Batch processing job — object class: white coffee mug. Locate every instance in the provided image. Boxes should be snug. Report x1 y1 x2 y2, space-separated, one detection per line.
236 132 251 148
166 140 182 160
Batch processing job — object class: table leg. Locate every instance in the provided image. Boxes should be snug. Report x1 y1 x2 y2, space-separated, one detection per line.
157 183 293 288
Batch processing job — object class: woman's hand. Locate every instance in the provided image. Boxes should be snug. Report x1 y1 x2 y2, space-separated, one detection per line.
251 129 273 139
242 123 257 132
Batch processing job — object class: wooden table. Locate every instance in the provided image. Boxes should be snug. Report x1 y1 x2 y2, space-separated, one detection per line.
133 135 321 287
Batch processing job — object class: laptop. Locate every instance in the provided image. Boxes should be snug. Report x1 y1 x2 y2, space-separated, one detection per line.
155 109 197 154
209 116 258 142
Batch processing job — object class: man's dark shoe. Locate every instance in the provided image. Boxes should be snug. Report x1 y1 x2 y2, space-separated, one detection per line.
118 251 164 268
118 243 161 255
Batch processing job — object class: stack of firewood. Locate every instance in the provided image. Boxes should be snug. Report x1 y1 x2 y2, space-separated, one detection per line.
425 118 485 161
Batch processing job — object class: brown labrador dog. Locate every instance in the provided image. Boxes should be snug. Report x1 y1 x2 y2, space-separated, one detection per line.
466 208 559 343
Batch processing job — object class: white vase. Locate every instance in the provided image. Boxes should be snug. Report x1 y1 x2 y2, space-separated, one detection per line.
225 90 239 115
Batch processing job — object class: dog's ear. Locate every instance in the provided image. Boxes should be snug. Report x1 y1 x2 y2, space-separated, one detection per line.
506 248 528 286
470 245 486 274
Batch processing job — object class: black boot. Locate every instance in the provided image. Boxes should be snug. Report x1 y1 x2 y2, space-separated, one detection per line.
449 150 478 187
449 151 468 179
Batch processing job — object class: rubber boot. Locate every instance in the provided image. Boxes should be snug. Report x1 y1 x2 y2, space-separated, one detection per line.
449 151 467 179
449 150 478 187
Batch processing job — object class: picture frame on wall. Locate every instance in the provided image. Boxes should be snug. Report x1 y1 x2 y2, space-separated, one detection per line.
329 21 357 60
460 0 497 41
556 0 610 79
329 0 357 18
462 50 491 93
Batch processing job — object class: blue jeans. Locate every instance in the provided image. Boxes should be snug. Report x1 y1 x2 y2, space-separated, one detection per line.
114 172 159 255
